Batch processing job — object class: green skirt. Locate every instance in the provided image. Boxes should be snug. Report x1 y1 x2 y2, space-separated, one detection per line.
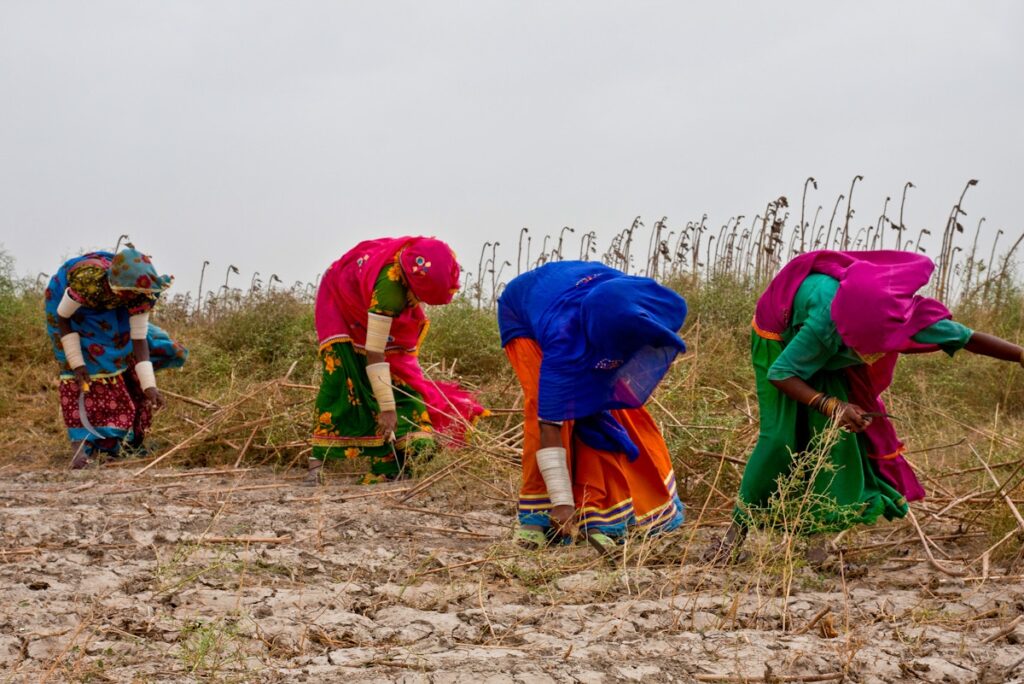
735 330 908 535
311 341 435 481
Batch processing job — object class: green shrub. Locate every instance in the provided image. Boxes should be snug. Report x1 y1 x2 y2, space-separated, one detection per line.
201 292 318 380
420 297 506 382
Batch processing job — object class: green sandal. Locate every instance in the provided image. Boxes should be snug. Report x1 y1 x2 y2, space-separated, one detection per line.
515 528 549 549
584 532 618 559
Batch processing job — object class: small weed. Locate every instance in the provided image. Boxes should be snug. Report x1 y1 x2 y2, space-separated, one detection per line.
178 617 247 677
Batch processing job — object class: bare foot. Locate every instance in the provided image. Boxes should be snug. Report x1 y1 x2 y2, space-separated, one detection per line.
806 542 866 577
303 460 324 487
702 523 746 565
69 441 95 470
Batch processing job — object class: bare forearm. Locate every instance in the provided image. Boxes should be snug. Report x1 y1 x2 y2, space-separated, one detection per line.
539 421 562 449
132 338 151 363
965 332 1023 363
771 375 870 430
769 376 821 405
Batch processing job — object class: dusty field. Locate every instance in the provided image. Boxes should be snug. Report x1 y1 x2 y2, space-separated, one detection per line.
1 464 1023 684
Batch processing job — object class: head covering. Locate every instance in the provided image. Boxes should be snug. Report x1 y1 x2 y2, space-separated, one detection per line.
108 246 174 294
398 239 461 305
498 261 687 422
755 250 949 355
583 277 688 370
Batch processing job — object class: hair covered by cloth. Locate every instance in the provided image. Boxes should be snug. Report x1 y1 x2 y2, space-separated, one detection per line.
398 238 461 305
108 246 174 294
539 275 687 420
498 261 687 422
754 250 950 355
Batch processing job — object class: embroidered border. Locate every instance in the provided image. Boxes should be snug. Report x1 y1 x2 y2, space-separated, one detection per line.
751 317 784 341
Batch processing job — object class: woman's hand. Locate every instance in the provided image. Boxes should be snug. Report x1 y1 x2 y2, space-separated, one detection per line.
73 367 91 391
377 409 398 439
144 387 166 412
834 402 872 432
549 504 578 539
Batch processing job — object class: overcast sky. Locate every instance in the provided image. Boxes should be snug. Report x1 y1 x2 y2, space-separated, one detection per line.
1 1 1021 295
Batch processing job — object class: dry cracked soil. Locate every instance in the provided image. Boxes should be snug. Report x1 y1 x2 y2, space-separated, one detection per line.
1 466 1023 683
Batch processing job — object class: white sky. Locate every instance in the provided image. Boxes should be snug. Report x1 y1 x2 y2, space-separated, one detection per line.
1 1 1021 295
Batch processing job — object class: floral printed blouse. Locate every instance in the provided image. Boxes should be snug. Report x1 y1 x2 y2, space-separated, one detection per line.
368 256 417 317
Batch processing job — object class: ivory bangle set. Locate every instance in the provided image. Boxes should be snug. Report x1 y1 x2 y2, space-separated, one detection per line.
365 361 396 412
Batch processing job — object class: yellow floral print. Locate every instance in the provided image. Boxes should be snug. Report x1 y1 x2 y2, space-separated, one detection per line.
318 411 333 425
344 447 361 459
346 378 361 406
324 352 340 374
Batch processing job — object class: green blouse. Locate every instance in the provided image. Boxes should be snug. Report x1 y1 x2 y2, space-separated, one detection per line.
367 258 415 317
767 274 972 381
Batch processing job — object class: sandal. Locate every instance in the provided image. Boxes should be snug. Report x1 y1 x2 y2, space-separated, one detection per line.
515 528 549 549
584 532 618 560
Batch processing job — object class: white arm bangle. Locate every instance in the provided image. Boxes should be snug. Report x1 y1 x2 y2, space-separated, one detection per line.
135 360 157 391
60 332 86 369
129 312 150 340
365 361 396 412
56 290 82 318
365 312 393 354
536 446 574 508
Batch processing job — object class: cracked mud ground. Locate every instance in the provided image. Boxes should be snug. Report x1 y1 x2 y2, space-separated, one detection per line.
2 466 1023 683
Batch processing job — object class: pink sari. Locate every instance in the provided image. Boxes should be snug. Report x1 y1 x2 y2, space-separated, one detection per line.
315 236 484 438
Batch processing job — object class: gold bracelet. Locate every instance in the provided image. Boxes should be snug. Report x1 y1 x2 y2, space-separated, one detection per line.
821 397 842 419
812 394 840 418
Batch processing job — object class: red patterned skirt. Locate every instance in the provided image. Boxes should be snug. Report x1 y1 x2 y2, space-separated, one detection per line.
59 369 151 455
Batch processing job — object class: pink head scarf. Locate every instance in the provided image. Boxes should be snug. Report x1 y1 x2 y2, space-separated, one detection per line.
755 250 950 354
399 239 461 305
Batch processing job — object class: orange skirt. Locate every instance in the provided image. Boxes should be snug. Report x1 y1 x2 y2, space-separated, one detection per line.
506 337 684 536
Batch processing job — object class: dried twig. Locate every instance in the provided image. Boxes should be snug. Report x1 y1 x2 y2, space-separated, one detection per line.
793 606 832 635
906 507 965 576
691 448 747 467
982 614 1023 644
151 468 253 479
420 554 520 576
970 444 1024 534
188 535 291 545
694 673 845 683
161 388 220 410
